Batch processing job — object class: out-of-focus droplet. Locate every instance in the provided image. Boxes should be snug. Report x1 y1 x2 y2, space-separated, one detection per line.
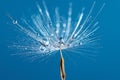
56 23 60 27
63 23 66 27
51 34 54 36
24 47 27 50
79 42 83 45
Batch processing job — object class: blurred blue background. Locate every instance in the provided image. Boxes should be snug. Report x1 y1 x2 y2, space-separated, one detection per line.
0 0 120 80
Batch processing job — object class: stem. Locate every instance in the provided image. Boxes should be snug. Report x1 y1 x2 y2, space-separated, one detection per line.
60 48 63 58
60 48 66 80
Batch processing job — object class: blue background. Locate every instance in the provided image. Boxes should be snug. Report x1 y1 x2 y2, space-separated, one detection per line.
0 0 120 80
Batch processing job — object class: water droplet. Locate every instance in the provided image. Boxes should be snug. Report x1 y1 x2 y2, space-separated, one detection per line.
63 23 66 27
24 47 27 50
51 34 54 36
13 20 18 24
56 23 60 27
40 46 46 52
74 34 77 37
45 41 49 46
79 42 83 45
63 30 65 33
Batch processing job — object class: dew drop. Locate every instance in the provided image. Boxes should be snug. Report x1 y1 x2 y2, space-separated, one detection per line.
13 20 18 24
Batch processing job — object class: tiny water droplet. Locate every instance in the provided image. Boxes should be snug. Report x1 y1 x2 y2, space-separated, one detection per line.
79 42 83 45
13 20 18 24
